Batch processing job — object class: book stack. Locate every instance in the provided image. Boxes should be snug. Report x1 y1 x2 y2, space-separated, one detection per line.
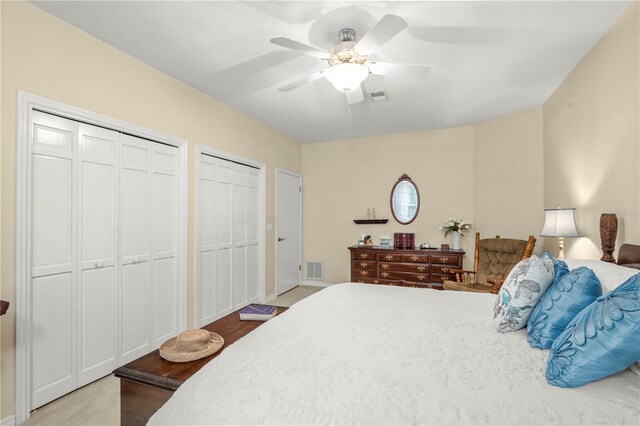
239 304 277 321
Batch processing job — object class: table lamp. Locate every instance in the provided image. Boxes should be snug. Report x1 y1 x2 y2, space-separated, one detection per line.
540 208 580 259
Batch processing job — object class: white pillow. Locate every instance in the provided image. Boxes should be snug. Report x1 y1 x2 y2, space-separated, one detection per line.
494 255 554 332
564 259 639 293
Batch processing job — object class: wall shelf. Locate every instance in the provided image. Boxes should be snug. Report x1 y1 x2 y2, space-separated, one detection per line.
353 219 389 224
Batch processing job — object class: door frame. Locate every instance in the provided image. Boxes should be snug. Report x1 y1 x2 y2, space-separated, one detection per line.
15 91 188 424
194 145 266 328
274 168 303 297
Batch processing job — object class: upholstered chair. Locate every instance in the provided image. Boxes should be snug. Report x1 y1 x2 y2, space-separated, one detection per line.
443 232 536 294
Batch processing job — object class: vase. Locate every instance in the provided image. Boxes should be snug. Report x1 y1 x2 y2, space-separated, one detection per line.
451 231 461 250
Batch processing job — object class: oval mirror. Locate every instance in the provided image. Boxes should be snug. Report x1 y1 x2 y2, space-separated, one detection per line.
390 174 420 225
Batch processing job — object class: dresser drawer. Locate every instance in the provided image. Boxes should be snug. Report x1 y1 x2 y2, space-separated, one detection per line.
378 262 428 273
377 253 402 262
378 271 430 282
402 281 444 290
352 269 374 278
431 273 457 284
401 254 430 263
352 260 376 270
431 254 460 265
432 265 456 275
352 277 401 286
352 251 376 260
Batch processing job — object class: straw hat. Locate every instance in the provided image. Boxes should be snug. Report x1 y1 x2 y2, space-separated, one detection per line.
159 329 224 363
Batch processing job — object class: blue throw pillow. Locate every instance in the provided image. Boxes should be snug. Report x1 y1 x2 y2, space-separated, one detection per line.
541 252 569 287
528 267 602 349
546 273 640 388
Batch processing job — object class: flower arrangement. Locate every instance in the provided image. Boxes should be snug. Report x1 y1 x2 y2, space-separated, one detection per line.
439 217 472 237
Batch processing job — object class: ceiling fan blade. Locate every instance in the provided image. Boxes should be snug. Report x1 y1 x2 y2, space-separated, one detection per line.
354 14 408 56
368 62 431 79
346 86 364 104
278 70 325 92
270 37 330 60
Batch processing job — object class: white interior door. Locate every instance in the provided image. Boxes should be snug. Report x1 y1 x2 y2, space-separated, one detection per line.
119 134 151 364
276 169 302 295
77 123 119 387
30 111 77 409
197 153 262 326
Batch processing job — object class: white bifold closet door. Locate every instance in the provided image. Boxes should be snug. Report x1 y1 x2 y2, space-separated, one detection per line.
29 111 179 409
198 154 260 326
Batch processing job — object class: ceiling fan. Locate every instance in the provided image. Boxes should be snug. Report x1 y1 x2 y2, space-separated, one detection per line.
270 14 431 104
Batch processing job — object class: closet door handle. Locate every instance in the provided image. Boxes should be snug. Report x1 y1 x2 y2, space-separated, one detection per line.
94 262 105 269
278 237 286 242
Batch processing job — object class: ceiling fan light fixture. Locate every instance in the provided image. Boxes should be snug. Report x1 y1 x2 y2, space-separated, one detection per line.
324 63 369 93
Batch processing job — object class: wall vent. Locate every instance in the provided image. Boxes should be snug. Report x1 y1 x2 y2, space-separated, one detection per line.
305 261 324 281
368 91 388 102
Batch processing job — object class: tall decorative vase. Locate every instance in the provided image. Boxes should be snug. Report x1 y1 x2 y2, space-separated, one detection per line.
599 213 618 263
451 231 461 250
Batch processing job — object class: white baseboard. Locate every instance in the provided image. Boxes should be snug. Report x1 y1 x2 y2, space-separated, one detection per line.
301 280 333 288
265 292 277 302
1 415 16 426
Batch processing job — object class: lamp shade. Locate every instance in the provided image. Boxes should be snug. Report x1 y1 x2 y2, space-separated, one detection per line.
324 63 369 92
541 208 580 237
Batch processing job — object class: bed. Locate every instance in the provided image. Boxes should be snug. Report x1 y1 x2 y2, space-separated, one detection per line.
149 258 640 425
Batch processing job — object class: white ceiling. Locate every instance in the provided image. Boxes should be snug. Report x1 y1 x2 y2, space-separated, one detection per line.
32 1 631 143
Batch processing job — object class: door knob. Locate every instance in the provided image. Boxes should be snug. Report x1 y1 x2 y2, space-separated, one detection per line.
278 237 286 242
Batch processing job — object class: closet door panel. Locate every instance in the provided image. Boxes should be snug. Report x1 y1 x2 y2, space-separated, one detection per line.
119 135 151 363
120 262 149 363
216 248 233 315
153 257 177 345
216 180 233 247
80 161 115 265
247 186 259 243
247 244 260 302
151 144 178 347
121 168 149 260
233 247 247 308
198 251 216 325
200 179 216 249
153 173 176 257
78 267 116 386
31 273 75 408
32 155 73 277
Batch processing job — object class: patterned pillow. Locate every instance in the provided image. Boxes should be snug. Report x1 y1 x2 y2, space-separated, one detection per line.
494 255 554 332
541 252 569 287
546 273 640 387
527 267 602 349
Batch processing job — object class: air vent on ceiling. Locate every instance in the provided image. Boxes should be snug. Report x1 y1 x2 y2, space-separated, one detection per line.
305 261 324 281
368 91 388 102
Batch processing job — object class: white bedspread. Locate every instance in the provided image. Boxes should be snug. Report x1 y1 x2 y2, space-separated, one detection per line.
150 284 640 425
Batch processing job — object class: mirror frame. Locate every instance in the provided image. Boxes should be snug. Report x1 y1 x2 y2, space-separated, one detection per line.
390 174 420 225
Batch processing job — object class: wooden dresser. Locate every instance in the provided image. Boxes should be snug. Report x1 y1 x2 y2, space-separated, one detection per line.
349 246 464 290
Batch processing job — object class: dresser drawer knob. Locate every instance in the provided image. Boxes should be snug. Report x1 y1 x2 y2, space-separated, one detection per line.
442 267 449 273
360 262 368 268
373 280 379 284
418 274 426 280
381 272 389 278
381 263 389 269
440 257 448 262
385 255 393 260
360 270 368 276
411 255 419 261
428 285 433 289
418 266 426 272
360 254 368 259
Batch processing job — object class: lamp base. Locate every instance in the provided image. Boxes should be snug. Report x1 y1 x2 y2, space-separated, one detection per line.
558 237 565 260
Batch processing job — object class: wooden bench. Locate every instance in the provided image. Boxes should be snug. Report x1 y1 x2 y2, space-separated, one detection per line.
114 305 287 425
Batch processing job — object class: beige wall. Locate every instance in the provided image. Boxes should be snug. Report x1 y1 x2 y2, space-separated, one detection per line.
302 127 476 284
1 2 301 418
543 2 639 258
473 106 544 247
